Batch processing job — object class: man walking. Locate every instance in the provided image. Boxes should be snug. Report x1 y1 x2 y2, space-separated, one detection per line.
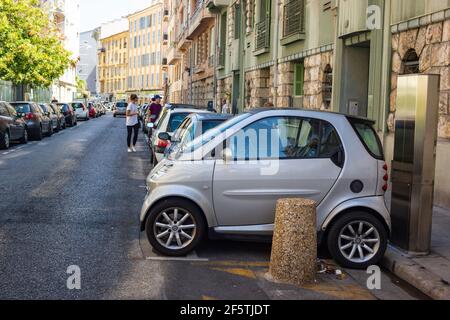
148 95 163 124
221 99 230 114
126 94 140 153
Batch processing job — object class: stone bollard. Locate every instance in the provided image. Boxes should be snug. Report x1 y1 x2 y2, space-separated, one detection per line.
269 198 317 286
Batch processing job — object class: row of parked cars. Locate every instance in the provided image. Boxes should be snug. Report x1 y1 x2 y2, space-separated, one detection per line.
0 101 107 149
140 104 391 269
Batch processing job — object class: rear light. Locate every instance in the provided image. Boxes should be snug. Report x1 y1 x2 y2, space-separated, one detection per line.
25 112 34 120
157 139 169 149
382 163 389 193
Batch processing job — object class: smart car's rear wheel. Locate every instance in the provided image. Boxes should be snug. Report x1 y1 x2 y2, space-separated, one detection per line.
327 212 387 269
146 199 205 256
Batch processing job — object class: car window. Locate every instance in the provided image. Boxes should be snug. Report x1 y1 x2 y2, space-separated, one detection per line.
168 113 189 132
116 102 128 108
40 105 48 113
348 118 384 160
11 103 31 114
320 122 343 158
228 117 334 160
72 103 84 109
172 117 192 141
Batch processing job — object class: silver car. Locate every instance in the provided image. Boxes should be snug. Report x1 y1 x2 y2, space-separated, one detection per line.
140 108 390 269
113 101 128 117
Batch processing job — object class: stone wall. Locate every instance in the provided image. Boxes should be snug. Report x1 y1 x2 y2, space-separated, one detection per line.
303 51 334 110
216 76 232 108
276 63 293 108
389 19 450 138
244 67 272 109
191 76 214 107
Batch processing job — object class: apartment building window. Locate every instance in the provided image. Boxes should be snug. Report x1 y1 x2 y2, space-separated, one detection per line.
134 36 137 48
148 32 151 45
218 12 227 67
153 31 156 43
293 62 304 96
282 0 305 42
151 74 154 87
234 4 241 40
140 17 146 29
255 0 271 52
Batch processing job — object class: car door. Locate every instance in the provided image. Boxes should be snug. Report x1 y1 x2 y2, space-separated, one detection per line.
212 116 343 226
0 103 15 137
34 104 48 131
6 104 23 140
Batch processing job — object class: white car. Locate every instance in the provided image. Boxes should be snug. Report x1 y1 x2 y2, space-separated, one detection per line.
70 102 89 121
149 107 211 164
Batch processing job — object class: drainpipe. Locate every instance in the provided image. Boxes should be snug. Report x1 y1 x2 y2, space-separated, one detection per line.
272 0 280 106
213 12 219 111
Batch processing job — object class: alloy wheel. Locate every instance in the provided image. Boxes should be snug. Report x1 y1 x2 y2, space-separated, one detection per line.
338 220 381 263
153 207 197 250
4 132 10 148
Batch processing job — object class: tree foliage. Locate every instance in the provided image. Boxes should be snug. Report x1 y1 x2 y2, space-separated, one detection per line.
0 0 71 87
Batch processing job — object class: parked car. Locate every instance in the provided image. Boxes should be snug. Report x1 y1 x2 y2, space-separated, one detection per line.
88 102 97 118
39 104 59 132
49 103 66 130
113 101 128 117
57 103 77 127
144 103 198 135
71 102 89 121
141 108 390 269
148 108 211 164
163 113 233 158
10 102 52 140
0 101 28 149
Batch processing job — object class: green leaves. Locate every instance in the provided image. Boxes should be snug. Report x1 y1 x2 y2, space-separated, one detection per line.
0 0 71 88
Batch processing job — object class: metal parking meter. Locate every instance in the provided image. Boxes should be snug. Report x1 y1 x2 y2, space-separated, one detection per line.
390 74 440 254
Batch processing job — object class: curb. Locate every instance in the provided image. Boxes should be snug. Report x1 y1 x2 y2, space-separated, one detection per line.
381 246 450 300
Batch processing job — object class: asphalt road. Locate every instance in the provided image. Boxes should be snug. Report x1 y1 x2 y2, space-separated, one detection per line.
0 114 426 300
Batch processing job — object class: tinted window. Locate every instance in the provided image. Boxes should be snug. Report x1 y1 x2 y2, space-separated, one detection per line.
40 105 48 113
349 118 384 160
11 103 31 114
168 113 189 132
71 103 84 109
201 120 225 134
320 122 343 158
58 104 69 112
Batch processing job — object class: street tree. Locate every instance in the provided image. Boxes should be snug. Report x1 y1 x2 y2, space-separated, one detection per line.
0 0 71 88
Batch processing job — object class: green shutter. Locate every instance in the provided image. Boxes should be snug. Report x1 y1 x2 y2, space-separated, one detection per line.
294 63 304 96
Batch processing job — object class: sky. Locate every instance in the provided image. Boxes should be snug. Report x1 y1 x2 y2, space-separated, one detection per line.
79 0 150 32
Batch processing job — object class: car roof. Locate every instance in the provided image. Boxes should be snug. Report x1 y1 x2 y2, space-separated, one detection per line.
247 108 375 124
10 101 35 104
192 113 234 121
169 108 210 114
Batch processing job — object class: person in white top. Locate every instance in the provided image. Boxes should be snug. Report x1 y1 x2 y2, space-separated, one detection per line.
221 99 230 114
126 94 140 153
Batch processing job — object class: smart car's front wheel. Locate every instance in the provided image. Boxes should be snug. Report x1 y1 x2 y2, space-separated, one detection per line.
327 211 388 269
145 199 205 256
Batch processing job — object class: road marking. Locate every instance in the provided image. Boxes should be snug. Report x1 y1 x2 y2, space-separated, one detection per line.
209 267 257 279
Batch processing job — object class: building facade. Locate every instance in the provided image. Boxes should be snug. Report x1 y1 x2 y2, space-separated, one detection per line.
98 22 129 101
44 0 81 103
78 29 100 96
127 1 169 103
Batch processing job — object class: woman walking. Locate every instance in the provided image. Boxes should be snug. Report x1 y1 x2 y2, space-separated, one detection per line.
126 94 140 153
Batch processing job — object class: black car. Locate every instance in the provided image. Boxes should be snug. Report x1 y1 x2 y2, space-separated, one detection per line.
49 103 66 130
0 101 28 149
40 104 59 132
10 102 52 140
58 103 77 127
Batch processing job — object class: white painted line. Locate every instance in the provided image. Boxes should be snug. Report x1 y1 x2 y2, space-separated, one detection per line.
145 250 209 262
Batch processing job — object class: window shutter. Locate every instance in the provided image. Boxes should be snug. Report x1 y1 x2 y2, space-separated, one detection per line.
294 63 304 96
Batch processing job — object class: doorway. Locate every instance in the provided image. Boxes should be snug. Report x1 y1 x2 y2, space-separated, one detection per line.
339 41 370 117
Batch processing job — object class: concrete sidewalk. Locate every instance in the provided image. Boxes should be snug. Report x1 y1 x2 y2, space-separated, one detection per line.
382 206 450 300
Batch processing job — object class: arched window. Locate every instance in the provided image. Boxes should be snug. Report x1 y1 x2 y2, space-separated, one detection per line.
402 49 419 74
322 64 333 109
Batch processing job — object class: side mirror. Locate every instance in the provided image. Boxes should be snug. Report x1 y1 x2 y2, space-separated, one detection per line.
221 148 233 164
147 122 154 129
158 132 171 141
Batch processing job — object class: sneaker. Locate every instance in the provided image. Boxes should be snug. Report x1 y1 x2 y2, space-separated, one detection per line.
127 148 132 153
132 146 137 152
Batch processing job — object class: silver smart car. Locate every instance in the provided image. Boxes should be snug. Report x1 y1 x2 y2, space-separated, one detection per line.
140 108 390 269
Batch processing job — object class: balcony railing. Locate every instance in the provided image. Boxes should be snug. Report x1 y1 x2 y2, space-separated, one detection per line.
283 0 305 38
191 0 204 21
255 17 270 51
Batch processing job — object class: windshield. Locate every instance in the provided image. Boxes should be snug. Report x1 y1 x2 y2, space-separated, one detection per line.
11 103 31 113
168 113 190 132
178 113 251 155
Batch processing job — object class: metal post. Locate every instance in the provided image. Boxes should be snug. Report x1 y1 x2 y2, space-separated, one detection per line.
390 74 440 254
